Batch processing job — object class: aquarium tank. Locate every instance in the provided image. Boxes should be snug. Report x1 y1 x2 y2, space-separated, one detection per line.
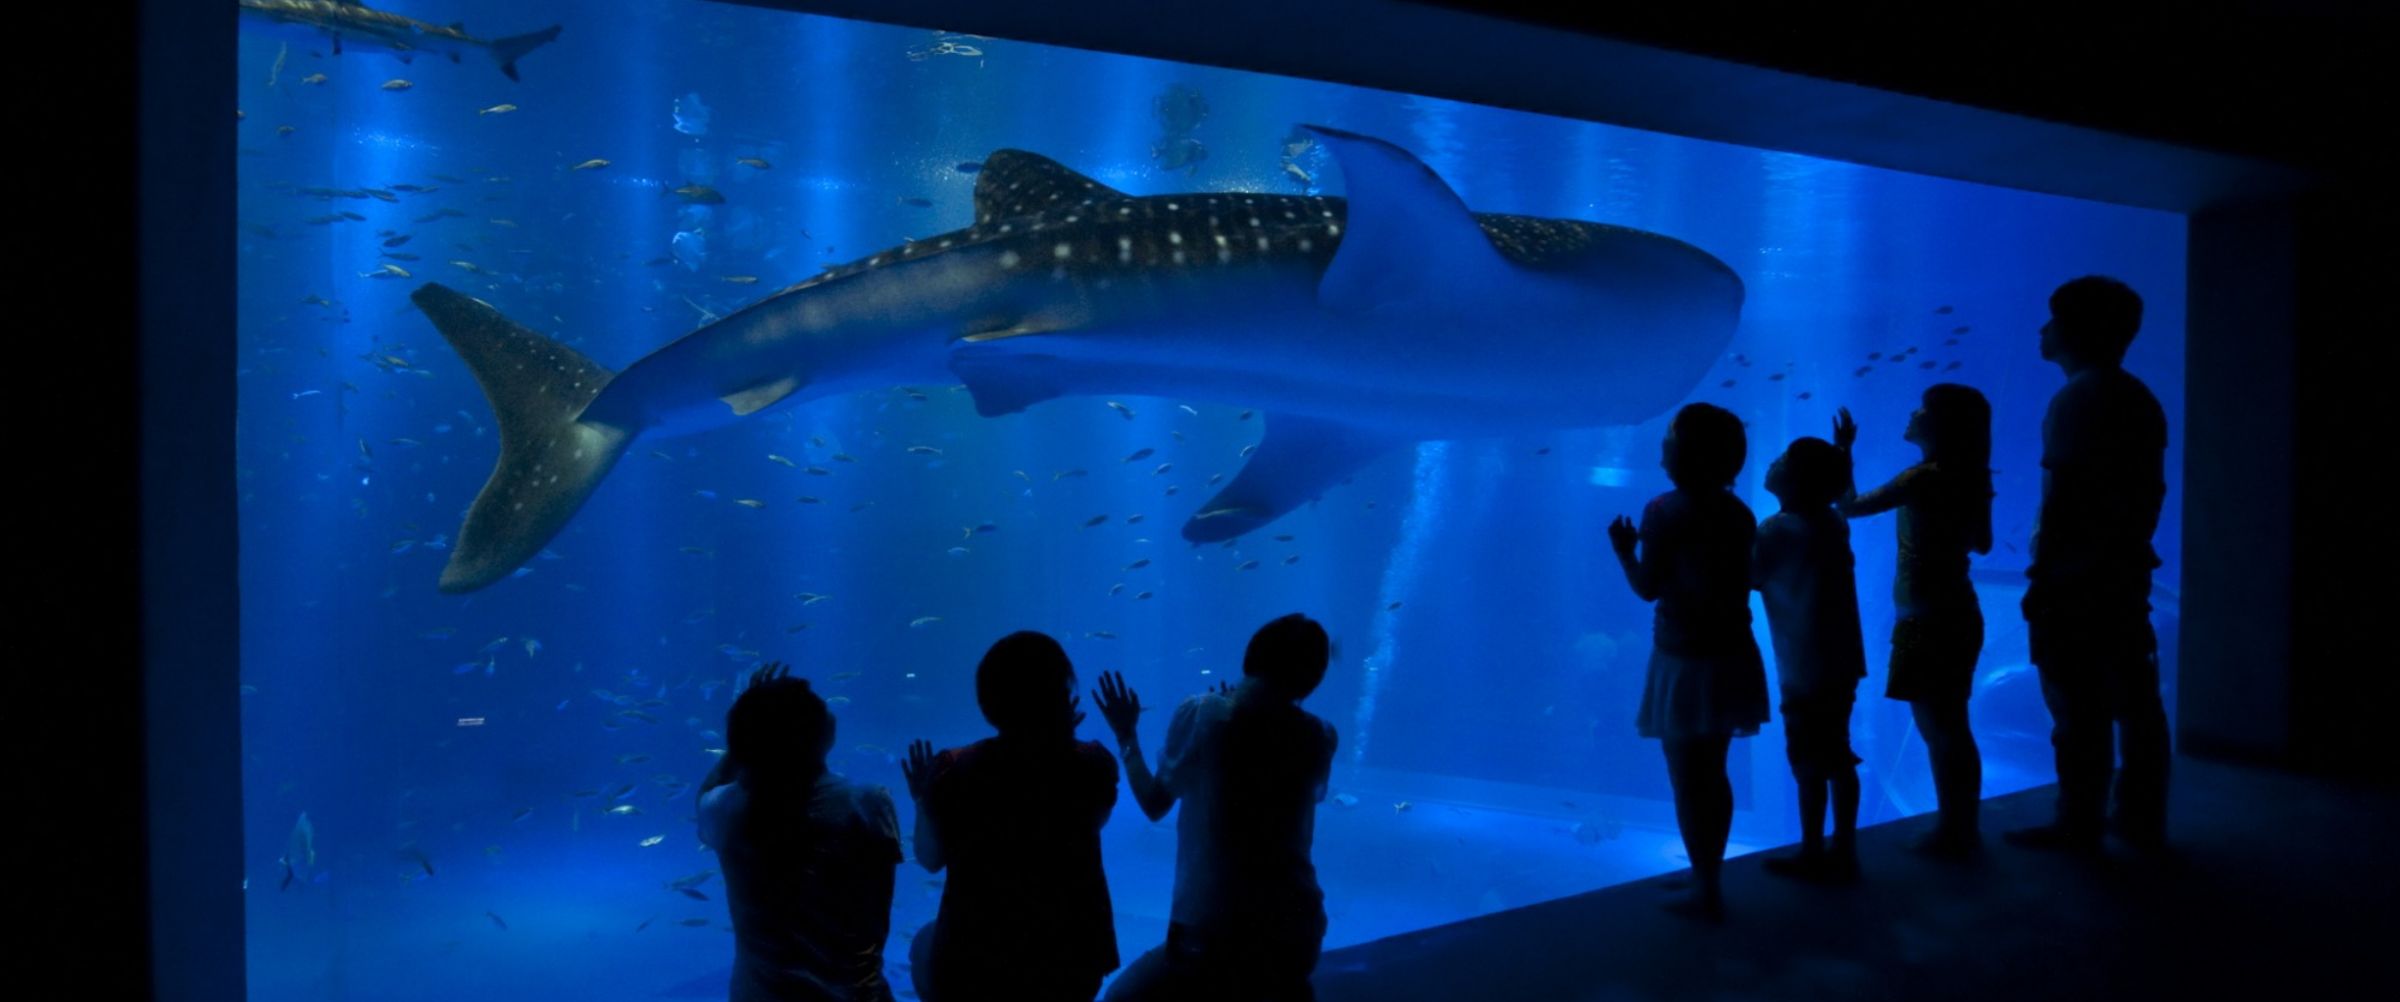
232 1 2186 998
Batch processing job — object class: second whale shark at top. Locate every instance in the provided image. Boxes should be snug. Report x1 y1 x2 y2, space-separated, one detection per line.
412 126 1746 594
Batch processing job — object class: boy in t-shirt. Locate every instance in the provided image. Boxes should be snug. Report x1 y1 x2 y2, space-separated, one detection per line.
901 631 1121 1002
1094 613 1339 1002
1753 435 1869 882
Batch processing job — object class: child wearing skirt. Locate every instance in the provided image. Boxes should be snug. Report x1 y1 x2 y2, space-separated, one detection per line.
1835 386 1996 859
1609 403 1772 922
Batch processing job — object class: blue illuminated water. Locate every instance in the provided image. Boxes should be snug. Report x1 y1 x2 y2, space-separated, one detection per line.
233 2 2185 998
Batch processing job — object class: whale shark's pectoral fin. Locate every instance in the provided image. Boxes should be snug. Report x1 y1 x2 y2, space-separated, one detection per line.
1182 414 1397 543
1305 124 1508 315
948 347 1069 418
721 375 801 416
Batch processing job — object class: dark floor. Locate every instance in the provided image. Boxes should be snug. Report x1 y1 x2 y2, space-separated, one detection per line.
1314 755 2397 1001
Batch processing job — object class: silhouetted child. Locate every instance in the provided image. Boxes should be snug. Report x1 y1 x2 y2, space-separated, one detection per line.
1095 613 1339 1002
1608 403 1771 921
900 632 1121 1002
2005 276 2171 856
697 662 903 1002
1753 434 1867 882
1836 387 1996 860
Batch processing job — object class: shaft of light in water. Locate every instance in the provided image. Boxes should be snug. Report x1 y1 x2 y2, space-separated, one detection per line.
1352 440 1449 764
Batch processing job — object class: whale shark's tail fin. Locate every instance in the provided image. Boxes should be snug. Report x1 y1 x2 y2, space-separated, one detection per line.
412 283 630 593
489 24 562 82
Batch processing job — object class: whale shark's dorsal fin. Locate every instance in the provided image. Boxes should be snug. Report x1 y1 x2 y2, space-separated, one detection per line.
1304 124 1508 315
972 150 1131 224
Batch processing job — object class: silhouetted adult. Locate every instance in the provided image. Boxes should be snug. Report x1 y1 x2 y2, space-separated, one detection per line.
2003 277 2172 856
901 632 1121 1002
1096 614 1339 1002
697 663 903 1002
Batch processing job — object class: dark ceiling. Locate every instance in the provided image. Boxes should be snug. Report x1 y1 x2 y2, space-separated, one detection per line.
1412 3 2393 179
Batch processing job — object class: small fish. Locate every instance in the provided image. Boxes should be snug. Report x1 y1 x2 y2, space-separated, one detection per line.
1854 366 1873 377
1283 555 1300 565
511 807 535 823
795 496 821 504
1239 444 1258 458
897 196 934 208
799 593 831 605
486 911 508 930
1053 468 1088 480
907 445 943 456
1153 463 1172 475
605 805 642 816
1273 535 1295 542
767 454 796 467
678 887 708 900
572 159 611 171
1388 601 1404 611
1282 161 1313 185
277 124 295 136
805 466 831 476
826 696 852 706
635 916 657 932
1331 793 1360 809
679 918 711 928
1934 305 1954 314
1086 630 1119 640
737 157 773 170
1920 360 1939 370
1394 801 1413 813
301 72 327 85
478 104 518 116
381 79 413 91
638 835 665 847
910 616 942 628
1944 360 1963 371
524 638 542 657
382 234 412 248
723 275 760 284
1126 514 1145 525
1083 514 1110 528
1107 401 1135 419
1798 391 1814 400
1768 372 1787 381
1110 583 1126 596
833 453 858 463
1236 559 1261 571
1721 379 1736 388
1136 591 1153 600
670 185 727 204
955 161 983 174
734 499 766 509
1125 558 1152 570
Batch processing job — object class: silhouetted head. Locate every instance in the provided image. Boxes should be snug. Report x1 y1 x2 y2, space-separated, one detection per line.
1243 613 1331 702
1661 403 1747 491
976 630 1079 739
1909 384 1992 470
1766 436 1848 509
2043 276 2143 369
725 667 834 790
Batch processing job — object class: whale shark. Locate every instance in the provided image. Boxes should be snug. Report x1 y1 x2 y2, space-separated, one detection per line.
238 0 562 81
411 126 1744 593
